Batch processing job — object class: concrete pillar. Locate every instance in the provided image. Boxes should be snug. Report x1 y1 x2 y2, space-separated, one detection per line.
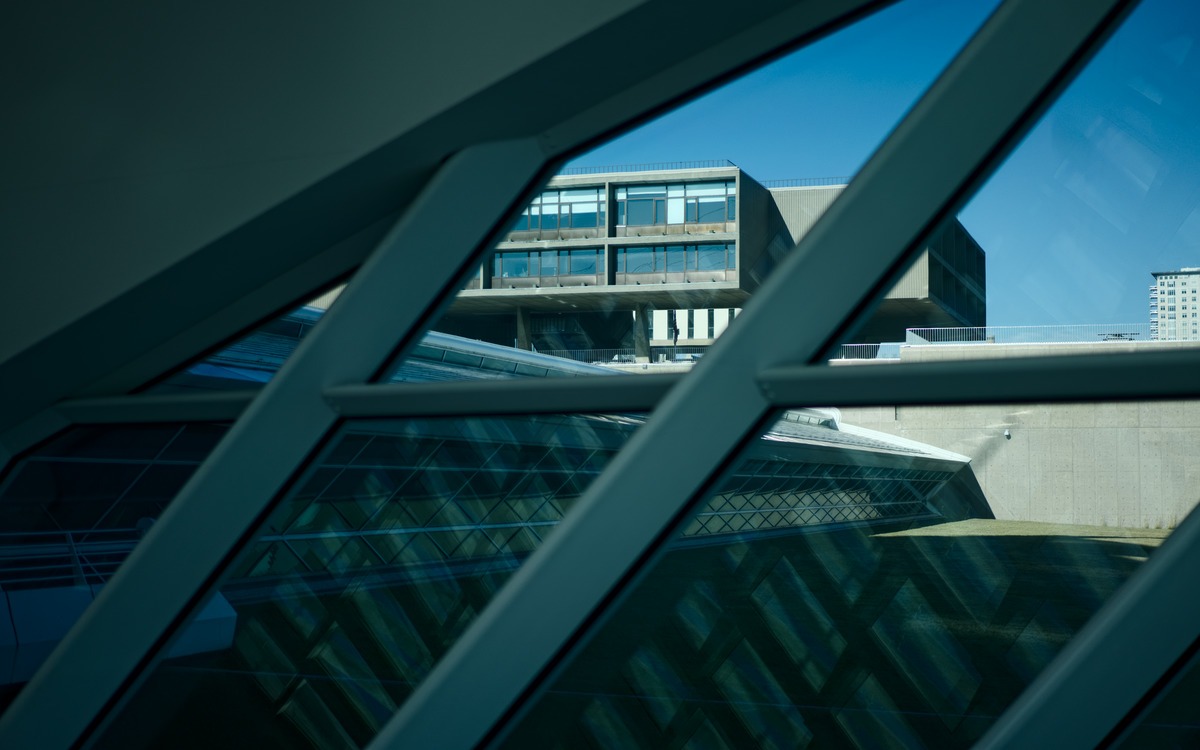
633 305 651 363
516 307 532 351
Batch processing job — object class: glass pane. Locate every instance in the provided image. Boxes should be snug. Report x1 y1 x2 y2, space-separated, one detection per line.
626 199 655 226
570 203 598 228
666 246 685 272
696 244 720 270
383 0 1000 375
832 0 1200 363
90 412 645 749
148 287 342 394
626 247 653 273
696 196 727 222
500 400 1194 748
0 422 229 712
667 197 685 224
500 253 529 278
1116 649 1200 748
569 250 598 275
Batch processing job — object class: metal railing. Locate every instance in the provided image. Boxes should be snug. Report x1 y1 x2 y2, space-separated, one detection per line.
538 346 709 364
538 348 637 364
760 177 851 188
836 343 904 360
839 344 881 360
557 159 736 176
0 528 143 588
906 323 1155 345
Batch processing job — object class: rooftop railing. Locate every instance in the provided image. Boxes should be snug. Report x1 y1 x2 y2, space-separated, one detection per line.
837 343 906 360
760 177 851 188
557 159 736 176
906 323 1155 345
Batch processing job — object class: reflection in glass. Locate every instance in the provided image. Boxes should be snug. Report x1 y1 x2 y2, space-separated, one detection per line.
499 401 1196 749
91 413 643 749
149 288 341 393
0 423 230 712
834 0 1200 364
1116 647 1200 748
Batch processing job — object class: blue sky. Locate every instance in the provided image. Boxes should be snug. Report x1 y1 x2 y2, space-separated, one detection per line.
567 0 1200 328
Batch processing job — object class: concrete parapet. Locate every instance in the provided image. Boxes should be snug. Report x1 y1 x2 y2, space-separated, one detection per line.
840 401 1200 529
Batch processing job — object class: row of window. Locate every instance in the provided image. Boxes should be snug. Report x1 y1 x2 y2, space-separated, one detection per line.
616 181 736 226
494 249 605 278
512 188 607 231
491 243 737 279
616 243 737 273
510 181 739 231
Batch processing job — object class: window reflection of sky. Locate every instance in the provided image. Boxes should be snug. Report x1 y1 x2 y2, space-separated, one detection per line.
959 0 1200 325
570 0 1200 327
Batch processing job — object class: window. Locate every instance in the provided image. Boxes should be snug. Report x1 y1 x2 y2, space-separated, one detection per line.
616 243 736 274
494 249 603 278
513 187 607 232
616 181 735 226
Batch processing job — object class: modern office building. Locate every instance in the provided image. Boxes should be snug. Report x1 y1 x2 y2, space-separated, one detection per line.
440 167 986 358
2 3 1199 750
1151 268 1200 341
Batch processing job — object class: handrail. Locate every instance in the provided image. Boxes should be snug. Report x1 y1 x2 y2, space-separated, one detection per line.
557 159 736 175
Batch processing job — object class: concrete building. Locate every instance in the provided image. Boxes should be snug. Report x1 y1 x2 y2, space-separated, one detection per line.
438 167 985 358
1151 267 1200 341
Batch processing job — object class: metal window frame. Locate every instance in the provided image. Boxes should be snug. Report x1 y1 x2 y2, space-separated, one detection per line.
0 138 549 749
371 2 1152 750
6 0 1199 749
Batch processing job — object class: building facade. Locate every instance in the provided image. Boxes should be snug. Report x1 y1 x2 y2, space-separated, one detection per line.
1151 268 1200 341
437 165 986 359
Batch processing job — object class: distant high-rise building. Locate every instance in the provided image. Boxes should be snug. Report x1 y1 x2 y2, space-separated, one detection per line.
1151 268 1200 341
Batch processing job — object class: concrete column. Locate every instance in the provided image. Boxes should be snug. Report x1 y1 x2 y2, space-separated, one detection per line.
633 305 651 363
516 307 532 351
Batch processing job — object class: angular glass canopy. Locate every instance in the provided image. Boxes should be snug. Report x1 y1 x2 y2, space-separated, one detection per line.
498 401 1192 749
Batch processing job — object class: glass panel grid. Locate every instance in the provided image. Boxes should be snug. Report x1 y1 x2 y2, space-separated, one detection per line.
91 412 643 749
499 401 1193 749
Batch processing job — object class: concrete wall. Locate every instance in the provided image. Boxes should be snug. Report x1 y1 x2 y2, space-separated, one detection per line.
840 401 1200 529
767 185 844 241
837 341 1200 527
737 173 792 292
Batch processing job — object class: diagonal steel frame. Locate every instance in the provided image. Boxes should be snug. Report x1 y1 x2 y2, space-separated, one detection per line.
368 2 1139 749
0 138 547 750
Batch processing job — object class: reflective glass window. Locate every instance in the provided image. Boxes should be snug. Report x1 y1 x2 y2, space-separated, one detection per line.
696 244 726 271
831 0 1200 361
625 247 654 273
666 246 685 272
91 413 644 748
500 401 1194 748
500 253 529 278
570 249 598 275
0 422 229 712
625 199 657 226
